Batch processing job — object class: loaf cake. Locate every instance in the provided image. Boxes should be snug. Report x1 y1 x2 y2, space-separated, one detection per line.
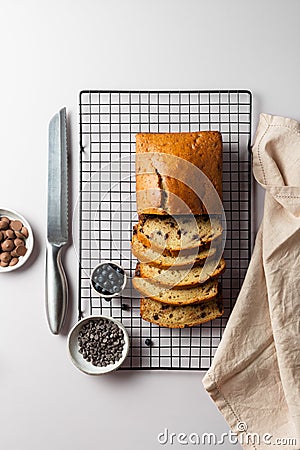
131 229 217 268
140 296 224 328
135 258 225 288
137 214 222 255
133 276 219 305
132 130 225 328
136 131 222 216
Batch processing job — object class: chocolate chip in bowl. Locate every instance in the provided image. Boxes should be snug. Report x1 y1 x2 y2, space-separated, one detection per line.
0 208 34 272
67 315 130 375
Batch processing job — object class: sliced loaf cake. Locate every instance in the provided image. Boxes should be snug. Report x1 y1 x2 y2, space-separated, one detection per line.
140 296 224 328
133 276 219 305
131 230 217 268
135 258 225 288
137 214 222 255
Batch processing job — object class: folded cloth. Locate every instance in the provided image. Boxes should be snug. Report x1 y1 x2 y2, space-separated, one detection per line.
203 113 300 450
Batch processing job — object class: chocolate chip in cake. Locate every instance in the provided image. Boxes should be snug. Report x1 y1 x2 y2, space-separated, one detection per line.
217 299 223 312
139 215 147 226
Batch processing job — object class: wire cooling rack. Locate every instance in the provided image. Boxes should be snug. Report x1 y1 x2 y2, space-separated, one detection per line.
78 90 252 370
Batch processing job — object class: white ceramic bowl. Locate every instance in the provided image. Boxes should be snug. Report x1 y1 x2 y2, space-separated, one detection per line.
67 315 130 375
0 207 34 273
90 261 127 298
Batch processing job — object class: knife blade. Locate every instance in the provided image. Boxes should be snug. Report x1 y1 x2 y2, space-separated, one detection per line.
46 107 68 335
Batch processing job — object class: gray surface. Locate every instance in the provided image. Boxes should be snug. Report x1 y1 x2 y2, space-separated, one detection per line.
0 1 300 449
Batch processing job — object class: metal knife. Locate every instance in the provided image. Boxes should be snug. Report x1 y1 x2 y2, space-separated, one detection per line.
46 107 68 335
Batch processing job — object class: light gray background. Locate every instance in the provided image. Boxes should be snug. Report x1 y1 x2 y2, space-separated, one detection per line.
1 1 299 449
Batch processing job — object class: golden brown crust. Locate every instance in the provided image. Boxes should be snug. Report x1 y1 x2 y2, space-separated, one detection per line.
136 131 222 215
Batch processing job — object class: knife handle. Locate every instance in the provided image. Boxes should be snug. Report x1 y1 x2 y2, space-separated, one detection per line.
45 242 68 335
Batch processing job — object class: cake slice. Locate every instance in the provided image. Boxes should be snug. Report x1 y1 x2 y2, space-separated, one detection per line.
140 296 224 328
133 276 219 305
131 228 217 268
137 214 222 255
135 258 225 288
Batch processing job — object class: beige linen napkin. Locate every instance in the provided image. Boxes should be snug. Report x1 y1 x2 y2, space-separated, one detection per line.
203 113 300 450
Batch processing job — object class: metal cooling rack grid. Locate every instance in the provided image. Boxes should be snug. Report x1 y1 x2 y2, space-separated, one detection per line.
78 90 252 370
